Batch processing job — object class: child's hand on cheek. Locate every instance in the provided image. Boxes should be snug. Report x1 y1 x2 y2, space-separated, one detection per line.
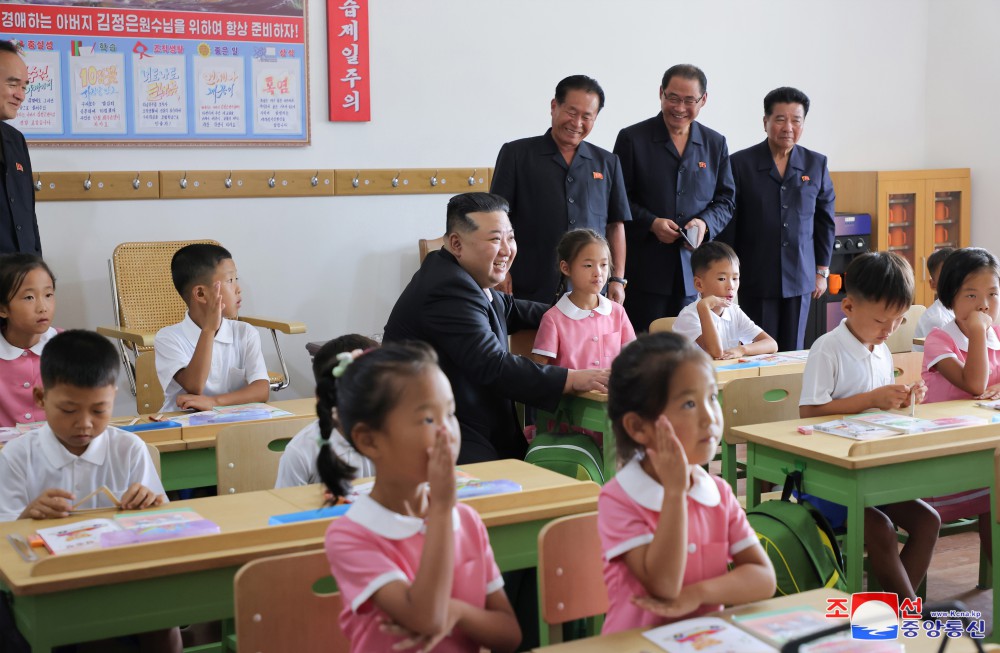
192 281 225 332
962 310 993 332
646 416 690 497
426 428 457 510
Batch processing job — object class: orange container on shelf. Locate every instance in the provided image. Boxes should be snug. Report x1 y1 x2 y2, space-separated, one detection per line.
936 225 949 244
889 204 903 223
935 202 950 220
828 274 843 295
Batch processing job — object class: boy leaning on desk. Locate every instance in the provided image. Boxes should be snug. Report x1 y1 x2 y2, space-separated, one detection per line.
0 330 180 652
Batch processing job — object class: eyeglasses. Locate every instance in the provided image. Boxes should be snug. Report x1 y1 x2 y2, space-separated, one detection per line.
663 93 704 107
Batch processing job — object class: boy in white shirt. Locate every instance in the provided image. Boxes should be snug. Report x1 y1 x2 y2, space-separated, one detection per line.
673 241 778 359
913 246 955 352
155 243 269 412
275 334 377 488
799 252 938 600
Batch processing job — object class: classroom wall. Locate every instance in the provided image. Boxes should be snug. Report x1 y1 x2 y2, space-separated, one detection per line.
925 0 999 254
27 0 940 413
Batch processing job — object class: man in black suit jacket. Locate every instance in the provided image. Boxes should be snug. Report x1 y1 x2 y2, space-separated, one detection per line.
0 41 40 256
384 192 609 464
614 64 734 331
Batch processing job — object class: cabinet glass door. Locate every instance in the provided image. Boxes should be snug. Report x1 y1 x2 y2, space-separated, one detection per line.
931 190 963 250
886 192 917 270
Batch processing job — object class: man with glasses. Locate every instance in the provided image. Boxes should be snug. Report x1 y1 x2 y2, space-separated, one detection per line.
490 75 631 305
614 64 735 330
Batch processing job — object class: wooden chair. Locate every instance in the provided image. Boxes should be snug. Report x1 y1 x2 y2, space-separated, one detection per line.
891 350 923 385
145 443 161 480
649 317 676 333
885 304 927 353
96 240 307 413
538 512 608 644
721 373 803 492
234 550 349 653
216 416 315 494
418 235 445 262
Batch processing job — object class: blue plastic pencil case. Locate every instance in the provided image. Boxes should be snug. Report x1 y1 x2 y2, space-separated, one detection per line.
268 503 352 525
120 421 182 432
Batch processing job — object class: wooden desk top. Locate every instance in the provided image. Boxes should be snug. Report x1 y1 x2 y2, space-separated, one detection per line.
731 399 1000 469
0 459 597 596
532 588 993 652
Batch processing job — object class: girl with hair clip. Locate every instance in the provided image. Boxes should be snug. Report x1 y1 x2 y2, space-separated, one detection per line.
319 342 521 653
531 228 635 368
598 332 775 633
0 254 57 428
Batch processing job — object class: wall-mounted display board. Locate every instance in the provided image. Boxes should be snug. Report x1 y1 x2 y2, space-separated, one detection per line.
0 1 308 145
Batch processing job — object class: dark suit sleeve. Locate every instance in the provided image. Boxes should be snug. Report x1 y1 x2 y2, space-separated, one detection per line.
490 142 516 207
613 128 657 231
697 139 735 240
507 295 548 333
22 133 39 256
813 159 836 267
423 284 566 410
607 154 632 223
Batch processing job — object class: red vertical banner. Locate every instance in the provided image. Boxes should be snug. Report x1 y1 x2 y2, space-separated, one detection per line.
327 0 369 122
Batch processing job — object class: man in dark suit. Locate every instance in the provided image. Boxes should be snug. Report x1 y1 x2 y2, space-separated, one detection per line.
384 192 609 464
0 40 40 255
614 64 734 331
490 75 631 305
719 87 835 351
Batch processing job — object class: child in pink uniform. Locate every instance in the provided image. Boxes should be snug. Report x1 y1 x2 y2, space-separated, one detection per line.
321 342 521 653
921 247 1000 559
532 229 635 369
0 255 58 427
597 332 775 634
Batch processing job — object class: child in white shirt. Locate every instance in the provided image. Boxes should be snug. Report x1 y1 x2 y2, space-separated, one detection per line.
913 246 955 352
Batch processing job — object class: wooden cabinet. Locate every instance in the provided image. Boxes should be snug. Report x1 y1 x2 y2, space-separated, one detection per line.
830 169 970 305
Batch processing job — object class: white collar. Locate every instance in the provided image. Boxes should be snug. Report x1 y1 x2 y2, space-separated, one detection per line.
0 327 57 361
36 423 110 469
345 493 461 540
554 293 612 320
835 319 890 362
179 312 234 345
942 319 1000 352
616 455 720 509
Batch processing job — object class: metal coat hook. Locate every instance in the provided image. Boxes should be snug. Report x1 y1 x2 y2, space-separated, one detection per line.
352 171 360 188
224 171 233 189
33 174 41 192
268 171 276 188
430 170 439 187
132 172 141 190
179 171 188 189
391 171 401 188
83 173 92 191
468 169 477 186
311 171 319 187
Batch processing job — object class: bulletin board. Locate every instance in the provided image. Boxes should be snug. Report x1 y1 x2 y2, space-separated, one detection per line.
0 1 309 145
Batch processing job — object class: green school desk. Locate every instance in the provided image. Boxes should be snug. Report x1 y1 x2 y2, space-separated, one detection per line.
733 399 1000 642
530 588 995 652
0 459 597 652
125 397 317 491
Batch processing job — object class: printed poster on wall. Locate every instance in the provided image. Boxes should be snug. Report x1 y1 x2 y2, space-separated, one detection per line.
0 1 308 145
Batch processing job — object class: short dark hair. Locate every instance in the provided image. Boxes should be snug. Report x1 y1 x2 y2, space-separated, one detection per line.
0 254 56 329
554 74 605 111
445 192 509 235
607 332 710 464
927 246 956 281
764 87 810 117
315 341 440 499
661 64 707 96
935 247 1000 310
843 251 914 311
170 243 233 299
0 40 20 56
41 330 119 389
691 241 739 276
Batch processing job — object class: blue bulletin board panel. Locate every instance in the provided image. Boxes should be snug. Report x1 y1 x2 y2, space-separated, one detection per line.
1 1 309 145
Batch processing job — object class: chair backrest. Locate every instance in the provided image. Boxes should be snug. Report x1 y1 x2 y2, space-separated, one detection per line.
235 550 349 653
722 372 804 445
649 317 676 333
418 236 445 262
538 512 608 638
885 304 927 353
145 443 161 480
110 240 221 342
216 417 316 494
891 350 923 386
